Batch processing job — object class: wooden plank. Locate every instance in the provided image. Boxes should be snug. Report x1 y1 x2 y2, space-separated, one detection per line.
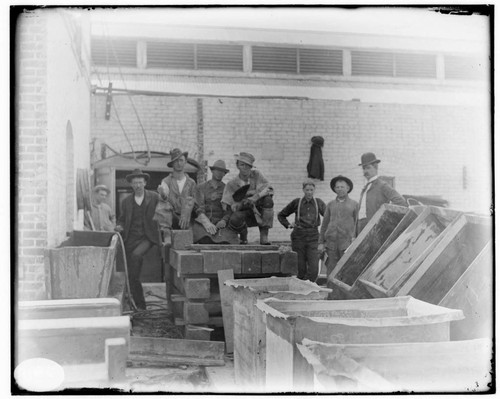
127 354 224 367
439 241 493 340
202 250 226 274
188 244 279 251
18 298 121 320
129 336 224 365
185 325 214 341
169 250 203 276
105 337 127 382
218 269 235 353
174 316 223 327
241 251 262 274
261 251 280 274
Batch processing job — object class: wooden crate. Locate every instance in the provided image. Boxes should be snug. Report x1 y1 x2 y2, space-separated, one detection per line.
357 206 462 298
395 213 492 302
297 338 492 393
327 204 416 299
439 241 493 340
44 231 119 300
226 277 331 389
256 296 463 392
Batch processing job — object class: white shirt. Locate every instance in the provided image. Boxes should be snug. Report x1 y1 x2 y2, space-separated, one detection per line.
177 175 187 193
358 176 378 220
134 193 144 206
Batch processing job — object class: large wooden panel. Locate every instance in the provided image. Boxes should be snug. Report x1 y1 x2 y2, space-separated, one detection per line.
397 214 491 303
358 207 461 298
329 205 410 293
18 298 121 320
439 241 493 340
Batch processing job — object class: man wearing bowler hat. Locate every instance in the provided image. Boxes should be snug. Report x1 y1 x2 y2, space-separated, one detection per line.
357 152 407 234
221 152 274 245
115 169 160 310
278 179 326 281
319 176 358 278
88 184 116 232
193 160 238 244
154 148 198 245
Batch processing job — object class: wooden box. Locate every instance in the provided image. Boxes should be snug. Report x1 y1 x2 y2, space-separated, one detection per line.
297 338 492 393
256 296 463 392
225 277 331 390
395 213 491 302
357 206 462 298
328 204 417 299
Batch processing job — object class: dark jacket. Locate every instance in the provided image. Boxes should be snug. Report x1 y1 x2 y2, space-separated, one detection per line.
118 189 160 245
307 136 325 181
361 178 407 221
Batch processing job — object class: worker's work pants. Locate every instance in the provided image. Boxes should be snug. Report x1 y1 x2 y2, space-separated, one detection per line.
325 246 347 279
125 237 154 310
356 217 369 236
228 195 274 232
291 227 319 282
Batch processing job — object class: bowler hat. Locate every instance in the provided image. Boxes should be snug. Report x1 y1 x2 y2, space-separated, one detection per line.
209 160 229 173
234 152 255 167
359 152 381 167
167 148 189 167
330 175 353 193
126 168 150 182
93 184 110 194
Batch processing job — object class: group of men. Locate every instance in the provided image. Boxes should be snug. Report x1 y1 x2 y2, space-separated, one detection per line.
89 149 407 309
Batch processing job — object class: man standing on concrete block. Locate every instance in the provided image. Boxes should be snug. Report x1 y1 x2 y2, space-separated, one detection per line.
222 152 274 245
193 160 238 244
318 176 358 279
87 184 116 232
154 148 198 245
278 179 326 281
357 152 407 234
115 169 160 310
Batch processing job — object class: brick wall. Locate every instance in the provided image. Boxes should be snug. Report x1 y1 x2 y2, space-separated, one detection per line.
17 10 91 300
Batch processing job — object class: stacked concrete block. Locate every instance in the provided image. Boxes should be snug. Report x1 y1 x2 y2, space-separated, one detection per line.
166 231 298 339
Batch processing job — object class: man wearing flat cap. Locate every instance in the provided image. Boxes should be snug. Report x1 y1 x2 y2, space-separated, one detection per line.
87 184 116 232
221 152 274 245
278 179 326 281
154 148 198 245
192 160 238 244
319 176 358 278
115 169 160 310
357 152 407 234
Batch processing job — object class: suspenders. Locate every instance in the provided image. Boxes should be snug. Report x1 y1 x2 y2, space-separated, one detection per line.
295 197 319 229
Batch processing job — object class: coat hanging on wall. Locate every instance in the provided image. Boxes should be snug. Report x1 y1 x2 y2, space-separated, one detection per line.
307 136 325 181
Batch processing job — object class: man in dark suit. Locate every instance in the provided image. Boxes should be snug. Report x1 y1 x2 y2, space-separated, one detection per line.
115 169 160 310
357 152 407 234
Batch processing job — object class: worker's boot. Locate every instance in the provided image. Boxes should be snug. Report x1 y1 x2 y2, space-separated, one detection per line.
239 227 248 245
259 227 271 245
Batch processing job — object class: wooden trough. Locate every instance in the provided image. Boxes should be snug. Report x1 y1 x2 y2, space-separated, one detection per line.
357 206 462 298
256 296 463 392
327 204 418 299
44 231 121 300
225 277 331 390
296 338 492 393
439 240 493 340
16 298 130 388
394 213 491 302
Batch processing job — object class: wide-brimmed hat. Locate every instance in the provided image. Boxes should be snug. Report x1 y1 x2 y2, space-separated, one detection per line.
234 152 255 167
126 168 150 182
359 152 381 167
209 160 229 173
232 184 251 202
330 175 353 193
167 148 189 167
93 184 110 194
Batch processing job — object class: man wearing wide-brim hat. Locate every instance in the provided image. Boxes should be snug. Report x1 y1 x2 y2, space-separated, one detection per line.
154 148 198 245
115 169 160 310
192 160 238 244
357 152 407 234
221 152 274 245
87 184 116 232
319 175 358 279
